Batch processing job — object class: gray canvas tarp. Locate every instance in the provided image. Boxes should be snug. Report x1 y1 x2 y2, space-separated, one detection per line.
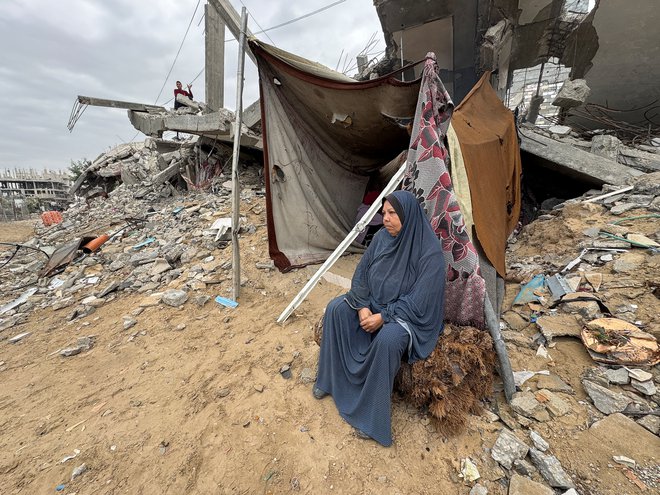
250 40 421 271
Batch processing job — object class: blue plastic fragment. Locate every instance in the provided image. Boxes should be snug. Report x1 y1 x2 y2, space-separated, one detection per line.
172 206 184 215
56 484 66 492
132 237 156 250
215 296 238 308
512 274 545 306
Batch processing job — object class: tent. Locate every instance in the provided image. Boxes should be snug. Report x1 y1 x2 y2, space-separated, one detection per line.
252 40 521 397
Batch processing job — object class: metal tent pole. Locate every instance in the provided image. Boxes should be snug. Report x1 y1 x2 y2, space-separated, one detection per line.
231 7 248 300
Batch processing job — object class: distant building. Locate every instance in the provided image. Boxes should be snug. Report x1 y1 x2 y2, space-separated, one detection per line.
0 169 71 207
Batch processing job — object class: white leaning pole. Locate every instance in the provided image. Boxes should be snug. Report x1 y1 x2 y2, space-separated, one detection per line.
231 7 248 300
276 163 407 323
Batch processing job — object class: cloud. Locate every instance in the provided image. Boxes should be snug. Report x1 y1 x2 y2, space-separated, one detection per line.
0 0 383 170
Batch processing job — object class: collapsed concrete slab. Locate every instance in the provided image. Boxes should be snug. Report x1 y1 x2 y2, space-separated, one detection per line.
519 129 644 186
128 108 262 150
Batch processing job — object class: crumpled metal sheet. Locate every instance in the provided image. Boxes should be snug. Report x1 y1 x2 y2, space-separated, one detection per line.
39 237 94 278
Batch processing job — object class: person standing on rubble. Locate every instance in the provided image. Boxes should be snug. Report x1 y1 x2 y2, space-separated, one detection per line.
313 190 446 446
173 81 193 109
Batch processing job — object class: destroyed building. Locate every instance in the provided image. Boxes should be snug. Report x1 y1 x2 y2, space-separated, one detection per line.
1 1 659 494
0 169 71 220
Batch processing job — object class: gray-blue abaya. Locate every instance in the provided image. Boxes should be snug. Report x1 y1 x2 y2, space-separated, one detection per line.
316 190 445 446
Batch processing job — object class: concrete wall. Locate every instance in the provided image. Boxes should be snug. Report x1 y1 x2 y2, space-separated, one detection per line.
567 0 660 128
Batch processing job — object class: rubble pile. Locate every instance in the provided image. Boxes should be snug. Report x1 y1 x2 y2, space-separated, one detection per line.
0 156 265 343
524 123 660 174
476 171 660 493
73 135 259 197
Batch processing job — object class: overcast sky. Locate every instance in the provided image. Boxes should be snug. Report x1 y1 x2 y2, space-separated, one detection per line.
0 0 384 172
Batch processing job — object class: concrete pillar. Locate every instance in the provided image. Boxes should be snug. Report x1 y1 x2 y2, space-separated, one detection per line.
205 3 226 111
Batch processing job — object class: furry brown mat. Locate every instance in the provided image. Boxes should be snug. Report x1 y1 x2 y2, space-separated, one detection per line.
314 320 495 436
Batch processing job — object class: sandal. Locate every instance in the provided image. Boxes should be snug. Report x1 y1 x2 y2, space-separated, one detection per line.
312 386 328 400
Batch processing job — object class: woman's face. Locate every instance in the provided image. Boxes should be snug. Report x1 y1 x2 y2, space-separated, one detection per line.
382 200 402 237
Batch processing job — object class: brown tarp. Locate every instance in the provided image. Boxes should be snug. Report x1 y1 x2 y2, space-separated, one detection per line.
452 72 522 277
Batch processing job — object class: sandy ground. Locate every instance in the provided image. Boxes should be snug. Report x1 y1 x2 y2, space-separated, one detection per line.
0 199 658 495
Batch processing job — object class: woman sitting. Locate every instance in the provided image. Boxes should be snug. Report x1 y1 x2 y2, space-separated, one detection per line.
314 190 446 446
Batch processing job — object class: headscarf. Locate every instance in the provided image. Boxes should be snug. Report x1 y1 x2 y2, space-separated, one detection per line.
346 190 446 362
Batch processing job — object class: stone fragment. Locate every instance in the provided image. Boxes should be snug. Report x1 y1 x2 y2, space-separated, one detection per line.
502 311 529 330
549 125 571 136
609 203 639 216
626 194 654 206
605 368 629 385
60 346 82 357
150 259 172 276
582 379 632 415
8 332 31 343
508 474 554 495
300 367 315 384
560 297 601 320
71 463 87 480
612 455 636 468
52 298 75 310
552 78 590 108
529 430 549 452
535 389 571 417
123 318 137 330
482 410 500 423
490 429 529 469
161 289 188 307
511 392 549 421
528 448 575 489
591 134 621 160
533 374 574 394
81 296 105 308
513 459 536 476
535 314 582 341
627 233 659 247
636 415 660 434
631 379 657 396
460 458 480 483
627 369 653 382
562 490 579 495
501 331 531 347
194 295 211 307
592 239 630 249
469 484 487 495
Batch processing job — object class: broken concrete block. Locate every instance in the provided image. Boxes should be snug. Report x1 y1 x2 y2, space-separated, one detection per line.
535 313 582 341
511 391 549 421
612 455 636 468
513 458 536 476
582 379 632 414
535 389 571 417
508 473 554 495
630 379 657 396
533 374 574 394
490 428 529 469
591 135 621 161
627 368 653 382
549 125 572 136
552 78 590 108
636 414 660 434
528 448 575 489
605 368 630 385
627 233 660 247
8 331 31 343
161 289 188 307
529 430 549 452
